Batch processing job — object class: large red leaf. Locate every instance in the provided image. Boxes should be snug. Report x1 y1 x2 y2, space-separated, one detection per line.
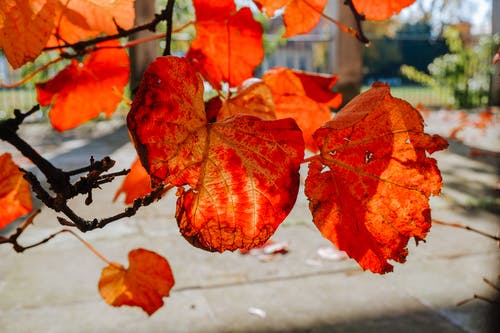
127 56 207 186
98 248 175 316
0 0 56 68
305 83 448 273
176 115 304 251
0 153 33 229
254 0 328 37
262 67 341 151
352 0 415 21
46 0 134 47
114 158 152 205
128 56 305 252
36 41 129 131
187 0 264 89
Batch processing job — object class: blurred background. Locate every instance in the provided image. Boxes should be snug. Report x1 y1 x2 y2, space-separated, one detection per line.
0 0 498 117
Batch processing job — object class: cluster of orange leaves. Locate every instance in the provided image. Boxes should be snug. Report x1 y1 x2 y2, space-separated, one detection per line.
0 0 446 316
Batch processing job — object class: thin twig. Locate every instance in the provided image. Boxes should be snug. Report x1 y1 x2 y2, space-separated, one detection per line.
302 0 369 44
457 294 500 306
343 0 370 44
0 57 64 88
1 213 112 264
433 219 500 242
43 9 169 52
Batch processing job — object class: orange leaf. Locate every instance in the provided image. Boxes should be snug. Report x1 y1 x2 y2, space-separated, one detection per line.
305 83 448 274
36 41 129 131
187 0 264 89
262 67 341 151
114 158 152 205
46 0 134 47
216 81 276 121
352 0 415 21
127 56 207 186
0 0 56 68
255 0 328 37
175 115 304 252
98 248 175 316
0 153 33 229
128 56 305 252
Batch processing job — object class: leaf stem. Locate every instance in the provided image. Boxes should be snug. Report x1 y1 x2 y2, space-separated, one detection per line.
0 57 64 88
433 219 500 242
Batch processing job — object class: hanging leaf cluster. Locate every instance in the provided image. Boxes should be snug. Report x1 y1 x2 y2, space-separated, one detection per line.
0 0 448 315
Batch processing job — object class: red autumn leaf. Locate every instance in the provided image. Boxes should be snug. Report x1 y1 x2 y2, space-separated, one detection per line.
98 248 175 316
128 56 305 252
216 81 276 121
262 67 341 151
0 0 56 68
473 109 494 130
205 96 224 123
36 41 129 131
293 71 342 108
187 0 264 89
254 0 328 37
114 158 152 205
305 83 448 274
352 0 415 21
0 153 33 229
46 0 135 47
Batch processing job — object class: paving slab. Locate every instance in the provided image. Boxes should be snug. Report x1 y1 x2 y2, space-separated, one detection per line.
0 115 499 332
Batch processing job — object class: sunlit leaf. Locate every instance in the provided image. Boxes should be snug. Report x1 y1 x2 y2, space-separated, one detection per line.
128 56 305 252
0 153 33 229
305 83 448 273
0 0 56 68
254 0 328 37
36 41 129 131
46 0 135 47
176 115 304 252
352 0 415 21
262 67 341 151
187 0 264 89
98 248 175 316
114 158 152 205
217 81 276 121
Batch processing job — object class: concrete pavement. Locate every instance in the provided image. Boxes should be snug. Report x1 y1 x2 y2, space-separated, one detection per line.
0 113 498 333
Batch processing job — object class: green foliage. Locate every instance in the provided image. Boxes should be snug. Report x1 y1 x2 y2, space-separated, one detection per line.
401 27 500 108
363 22 448 83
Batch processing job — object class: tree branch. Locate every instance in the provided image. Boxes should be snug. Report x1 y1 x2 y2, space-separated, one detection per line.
43 8 170 53
343 0 370 44
0 106 171 233
163 0 176 56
